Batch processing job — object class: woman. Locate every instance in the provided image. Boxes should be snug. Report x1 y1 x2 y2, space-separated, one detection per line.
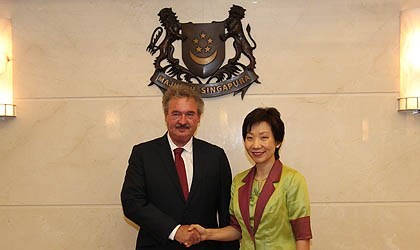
189 107 312 250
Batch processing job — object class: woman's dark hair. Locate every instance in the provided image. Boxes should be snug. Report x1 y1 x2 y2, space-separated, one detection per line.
242 107 285 160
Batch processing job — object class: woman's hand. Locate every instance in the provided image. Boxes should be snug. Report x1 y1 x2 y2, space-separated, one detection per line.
188 224 208 241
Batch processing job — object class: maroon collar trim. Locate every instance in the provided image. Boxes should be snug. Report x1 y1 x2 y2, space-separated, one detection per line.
238 160 283 239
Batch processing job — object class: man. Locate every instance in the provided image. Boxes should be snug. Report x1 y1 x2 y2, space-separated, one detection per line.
121 84 238 250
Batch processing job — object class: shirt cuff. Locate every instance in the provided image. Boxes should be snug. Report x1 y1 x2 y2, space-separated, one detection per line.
290 216 312 240
169 224 181 240
230 215 242 233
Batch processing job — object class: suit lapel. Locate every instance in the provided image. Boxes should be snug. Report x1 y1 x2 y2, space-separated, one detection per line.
189 138 203 202
238 168 255 240
253 160 282 233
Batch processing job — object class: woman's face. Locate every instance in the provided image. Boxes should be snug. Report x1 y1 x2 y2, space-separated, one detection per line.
244 121 279 168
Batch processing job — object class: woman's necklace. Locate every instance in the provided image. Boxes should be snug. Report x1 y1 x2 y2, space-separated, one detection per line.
253 177 267 197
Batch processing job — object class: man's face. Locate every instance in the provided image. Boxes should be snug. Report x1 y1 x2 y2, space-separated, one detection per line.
165 97 201 147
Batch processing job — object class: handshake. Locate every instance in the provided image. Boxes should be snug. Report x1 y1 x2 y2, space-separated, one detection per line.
174 224 208 248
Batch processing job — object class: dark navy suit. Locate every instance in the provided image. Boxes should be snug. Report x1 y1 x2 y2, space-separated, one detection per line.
121 134 239 250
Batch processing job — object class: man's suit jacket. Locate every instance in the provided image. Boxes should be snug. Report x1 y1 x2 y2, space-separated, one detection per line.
121 134 238 250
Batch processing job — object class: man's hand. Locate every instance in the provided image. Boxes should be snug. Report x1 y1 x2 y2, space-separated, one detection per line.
174 225 200 247
188 224 207 240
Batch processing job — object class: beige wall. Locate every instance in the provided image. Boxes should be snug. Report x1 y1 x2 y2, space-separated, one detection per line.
1 0 419 249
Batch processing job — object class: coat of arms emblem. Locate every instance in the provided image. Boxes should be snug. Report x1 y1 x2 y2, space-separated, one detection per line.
147 5 259 98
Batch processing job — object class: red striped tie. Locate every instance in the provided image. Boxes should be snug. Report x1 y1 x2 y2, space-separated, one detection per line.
173 148 188 200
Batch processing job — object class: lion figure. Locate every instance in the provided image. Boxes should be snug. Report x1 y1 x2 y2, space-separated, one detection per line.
147 8 185 70
221 5 257 70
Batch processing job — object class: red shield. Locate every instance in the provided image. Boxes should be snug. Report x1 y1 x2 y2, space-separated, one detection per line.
181 22 225 78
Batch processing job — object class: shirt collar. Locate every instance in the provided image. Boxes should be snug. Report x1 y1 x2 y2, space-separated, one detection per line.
167 134 193 153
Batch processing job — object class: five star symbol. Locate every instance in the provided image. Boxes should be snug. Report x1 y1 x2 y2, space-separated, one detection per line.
192 32 214 55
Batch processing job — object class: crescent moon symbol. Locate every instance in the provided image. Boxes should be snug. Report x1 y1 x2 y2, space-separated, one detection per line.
189 50 218 65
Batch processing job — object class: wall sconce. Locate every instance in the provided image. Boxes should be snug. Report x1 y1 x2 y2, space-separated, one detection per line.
398 8 420 114
0 18 14 118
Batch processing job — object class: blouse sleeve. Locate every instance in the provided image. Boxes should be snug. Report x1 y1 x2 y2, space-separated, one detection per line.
286 171 312 240
229 175 242 232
